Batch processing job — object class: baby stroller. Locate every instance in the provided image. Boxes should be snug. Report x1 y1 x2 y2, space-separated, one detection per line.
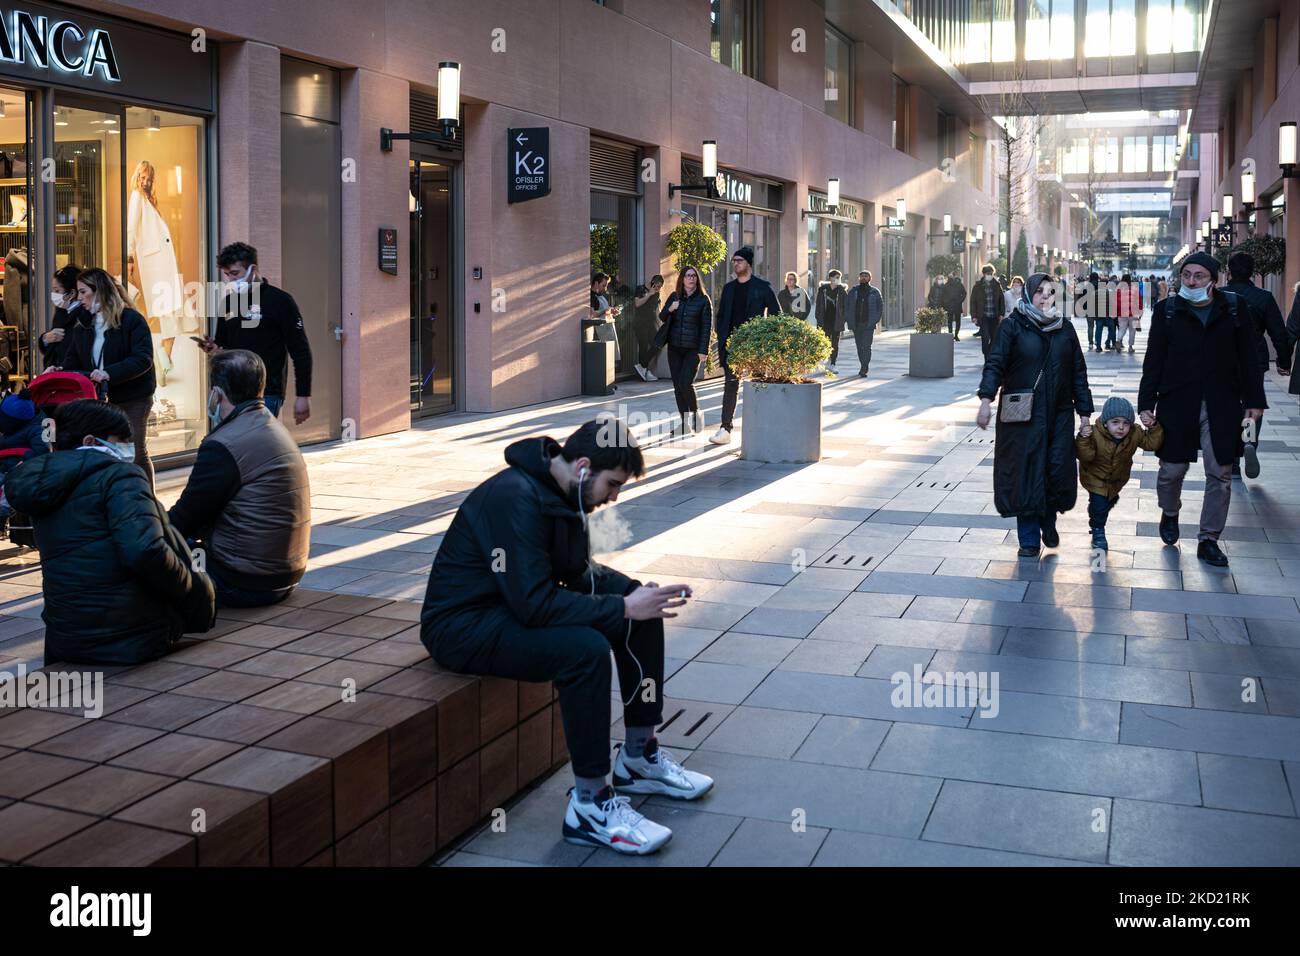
2 370 100 549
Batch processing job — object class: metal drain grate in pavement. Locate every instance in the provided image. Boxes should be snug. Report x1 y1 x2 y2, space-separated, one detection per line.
914 481 955 489
819 552 877 569
648 701 730 749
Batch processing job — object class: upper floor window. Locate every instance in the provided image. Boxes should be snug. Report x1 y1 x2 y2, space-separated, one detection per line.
1122 135 1148 172
1146 0 1202 55
1026 0 1076 61
938 111 957 168
1152 134 1178 171
1093 136 1119 173
892 75 909 151
1060 137 1090 174
824 24 853 125
711 0 761 79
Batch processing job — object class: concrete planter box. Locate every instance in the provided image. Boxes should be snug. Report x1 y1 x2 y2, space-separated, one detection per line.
740 380 822 463
909 332 954 378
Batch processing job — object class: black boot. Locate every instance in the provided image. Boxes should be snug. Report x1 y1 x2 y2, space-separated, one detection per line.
1197 540 1229 567
1159 512 1180 545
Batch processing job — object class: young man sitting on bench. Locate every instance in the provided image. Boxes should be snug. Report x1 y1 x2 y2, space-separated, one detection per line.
420 419 713 855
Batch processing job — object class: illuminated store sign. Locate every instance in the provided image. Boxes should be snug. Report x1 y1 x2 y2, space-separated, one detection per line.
0 10 120 81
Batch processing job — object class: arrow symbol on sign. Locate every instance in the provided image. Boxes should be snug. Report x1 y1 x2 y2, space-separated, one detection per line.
515 132 528 146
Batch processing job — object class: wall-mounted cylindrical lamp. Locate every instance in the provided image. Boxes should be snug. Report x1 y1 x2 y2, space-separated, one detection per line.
701 140 718 179
1222 194 1234 219
975 224 984 241
1242 169 1256 207
826 177 840 208
896 198 907 222
1280 122 1297 174
437 62 461 129
942 213 953 233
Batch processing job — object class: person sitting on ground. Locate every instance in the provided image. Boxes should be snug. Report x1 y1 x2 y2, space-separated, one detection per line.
420 418 714 856
3 399 215 665
1075 396 1164 552
168 349 310 608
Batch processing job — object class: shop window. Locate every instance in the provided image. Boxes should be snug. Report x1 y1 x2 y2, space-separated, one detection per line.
0 86 31 393
124 106 207 455
590 190 639 378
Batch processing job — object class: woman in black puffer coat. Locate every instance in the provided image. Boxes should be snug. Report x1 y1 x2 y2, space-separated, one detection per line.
658 266 713 434
977 273 1094 556
3 400 214 665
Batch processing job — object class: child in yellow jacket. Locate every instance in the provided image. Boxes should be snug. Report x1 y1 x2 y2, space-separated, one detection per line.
1076 396 1164 551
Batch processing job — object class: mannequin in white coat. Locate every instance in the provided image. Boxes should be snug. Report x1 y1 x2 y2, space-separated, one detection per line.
127 160 184 380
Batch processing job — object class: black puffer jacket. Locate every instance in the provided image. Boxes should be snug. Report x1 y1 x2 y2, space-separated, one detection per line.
420 437 639 666
61 308 156 404
4 450 215 664
659 290 712 354
978 309 1094 517
1223 279 1290 375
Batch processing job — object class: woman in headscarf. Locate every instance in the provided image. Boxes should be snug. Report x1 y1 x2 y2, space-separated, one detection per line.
976 273 1095 556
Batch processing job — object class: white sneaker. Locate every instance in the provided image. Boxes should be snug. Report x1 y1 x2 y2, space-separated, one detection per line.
613 742 714 800
644 367 658 381
562 785 672 855
634 363 649 381
709 427 731 445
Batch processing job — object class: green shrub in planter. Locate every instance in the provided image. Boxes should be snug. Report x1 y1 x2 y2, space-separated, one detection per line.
726 314 831 384
915 306 947 334
665 222 728 274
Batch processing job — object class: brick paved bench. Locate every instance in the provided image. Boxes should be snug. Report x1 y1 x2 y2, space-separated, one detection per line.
0 589 566 866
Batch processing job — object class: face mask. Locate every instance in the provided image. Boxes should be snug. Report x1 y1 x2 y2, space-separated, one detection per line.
92 437 136 462
88 299 102 315
50 292 67 307
1178 283 1210 304
228 268 254 293
207 389 224 427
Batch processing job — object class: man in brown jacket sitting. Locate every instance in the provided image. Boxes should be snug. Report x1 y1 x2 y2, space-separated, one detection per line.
169 349 311 607
1075 396 1163 553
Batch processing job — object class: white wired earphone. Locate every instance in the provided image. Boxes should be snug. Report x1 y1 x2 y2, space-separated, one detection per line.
577 464 642 708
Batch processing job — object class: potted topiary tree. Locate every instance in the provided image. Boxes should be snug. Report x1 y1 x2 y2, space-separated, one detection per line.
725 314 831 463
662 221 729 379
909 305 953 378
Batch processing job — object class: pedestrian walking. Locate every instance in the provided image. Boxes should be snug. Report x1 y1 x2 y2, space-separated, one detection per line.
656 266 712 434
778 271 812 324
1075 396 1164 552
815 270 849 366
942 271 966 341
1223 252 1292 478
711 246 780 445
1138 252 1265 567
977 273 1094 557
845 270 883 378
969 264 1006 359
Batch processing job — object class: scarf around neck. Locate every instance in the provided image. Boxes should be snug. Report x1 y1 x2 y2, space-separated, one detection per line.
1016 297 1065 333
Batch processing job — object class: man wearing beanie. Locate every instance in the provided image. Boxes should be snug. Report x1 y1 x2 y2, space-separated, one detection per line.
1075 396 1164 552
1138 252 1265 567
711 245 780 445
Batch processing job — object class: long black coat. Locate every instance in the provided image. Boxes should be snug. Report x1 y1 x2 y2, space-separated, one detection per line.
4 450 215 664
1224 279 1290 375
978 311 1094 517
1287 291 1300 396
941 278 966 315
1139 292 1266 464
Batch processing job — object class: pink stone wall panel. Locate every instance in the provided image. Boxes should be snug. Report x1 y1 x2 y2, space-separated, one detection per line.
618 0 710 56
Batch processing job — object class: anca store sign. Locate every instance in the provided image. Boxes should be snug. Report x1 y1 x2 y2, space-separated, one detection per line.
0 10 120 82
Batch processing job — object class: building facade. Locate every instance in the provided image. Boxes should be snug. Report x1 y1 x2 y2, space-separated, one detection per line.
13 0 1034 460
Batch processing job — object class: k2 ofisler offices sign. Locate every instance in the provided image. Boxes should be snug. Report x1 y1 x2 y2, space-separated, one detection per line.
508 127 550 204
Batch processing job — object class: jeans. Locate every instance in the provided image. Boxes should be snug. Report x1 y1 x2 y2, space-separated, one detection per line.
666 345 701 418
264 394 284 419
978 319 998 359
1087 492 1117 531
113 395 155 489
431 613 666 779
1117 317 1137 349
819 316 843 364
206 561 295 609
853 322 875 375
719 341 740 431
1016 511 1057 549
635 317 662 369
1157 401 1233 542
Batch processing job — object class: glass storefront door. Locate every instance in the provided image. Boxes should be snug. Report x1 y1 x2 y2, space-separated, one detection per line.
0 86 34 394
409 156 454 415
881 233 911 329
